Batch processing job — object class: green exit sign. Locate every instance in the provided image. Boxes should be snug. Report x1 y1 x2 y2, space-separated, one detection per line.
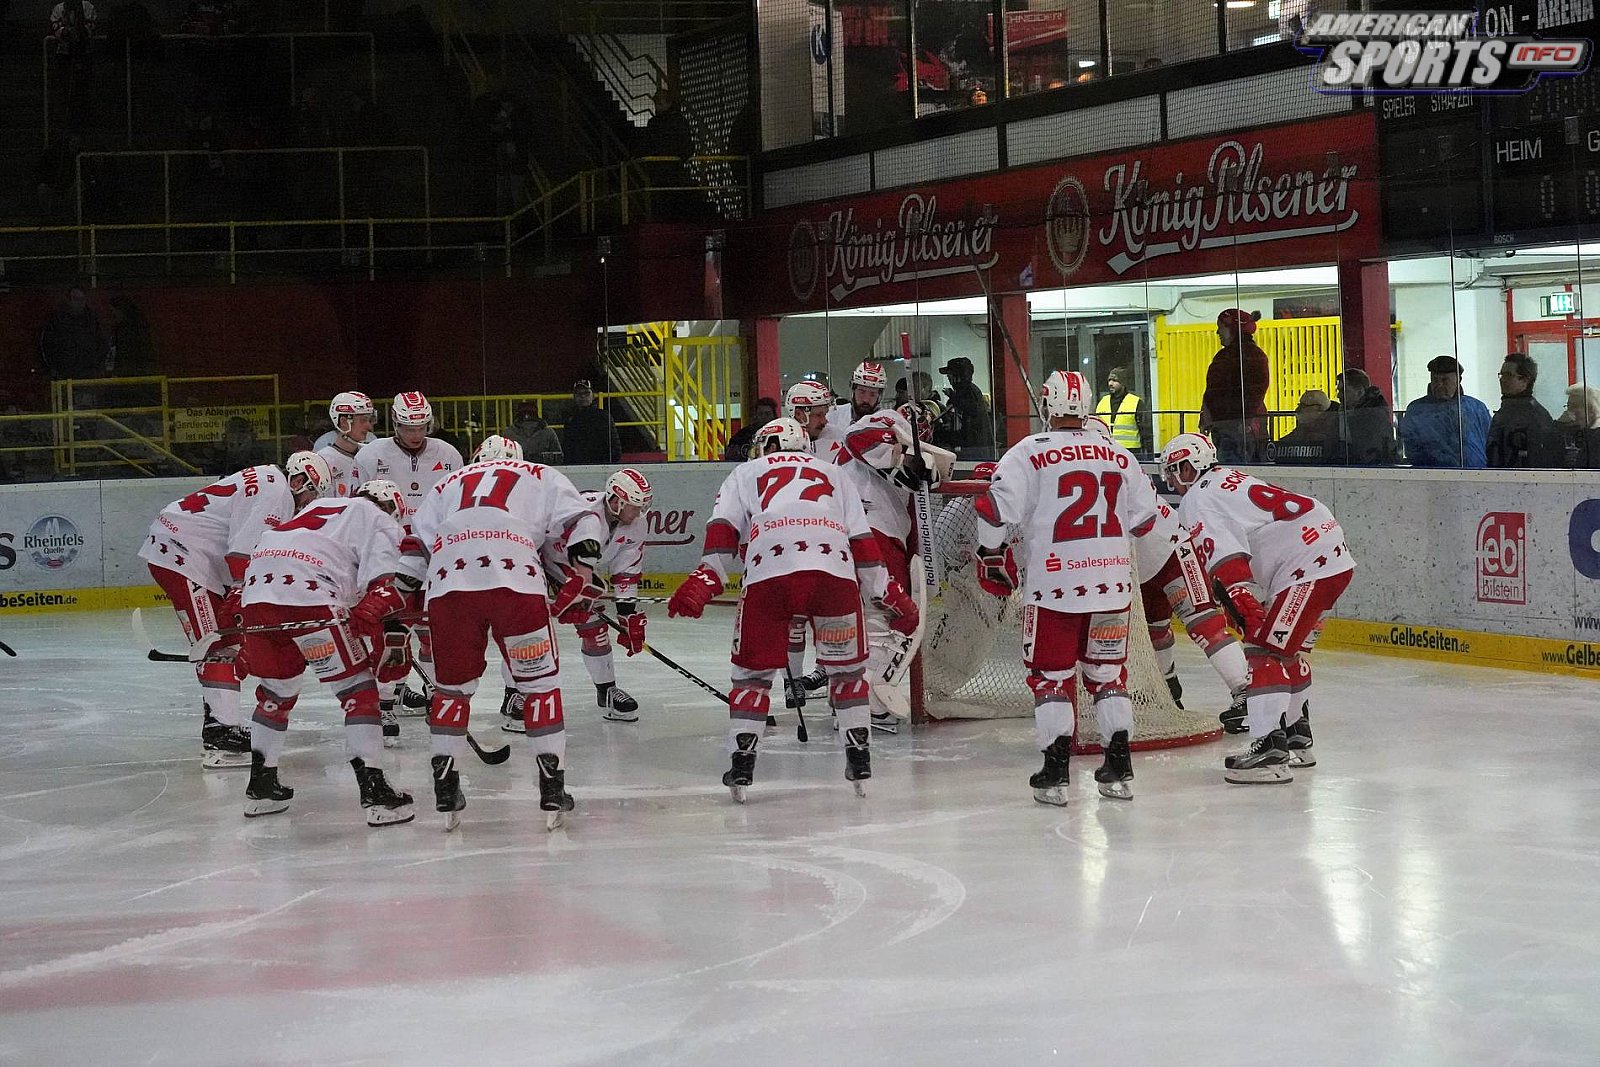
1542 292 1577 316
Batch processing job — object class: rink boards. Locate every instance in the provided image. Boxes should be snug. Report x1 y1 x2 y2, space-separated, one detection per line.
5 463 1600 678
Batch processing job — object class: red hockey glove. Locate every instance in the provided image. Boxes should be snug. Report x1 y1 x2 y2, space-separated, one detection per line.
1225 583 1266 639
550 566 602 622
877 580 919 637
218 585 244 629
619 609 648 656
975 544 1018 598
351 580 404 645
667 566 723 619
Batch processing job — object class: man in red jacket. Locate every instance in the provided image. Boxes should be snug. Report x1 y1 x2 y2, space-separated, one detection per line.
1199 308 1270 463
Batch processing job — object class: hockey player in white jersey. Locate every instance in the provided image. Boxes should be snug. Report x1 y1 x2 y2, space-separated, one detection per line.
401 445 604 830
1160 432 1356 784
354 391 462 730
315 390 376 497
974 371 1161 804
667 417 919 802
499 461 656 730
139 451 333 768
238 480 415 825
831 399 954 732
817 359 888 463
1081 417 1250 725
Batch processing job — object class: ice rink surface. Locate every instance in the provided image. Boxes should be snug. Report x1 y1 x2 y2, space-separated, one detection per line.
1 609 1598 1065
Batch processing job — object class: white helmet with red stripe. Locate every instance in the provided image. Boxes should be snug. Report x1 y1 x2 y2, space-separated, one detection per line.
754 416 809 455
391 391 433 432
472 434 523 463
328 390 375 426
1041 370 1093 419
1159 432 1218 493
852 360 888 391
284 450 333 498
604 468 653 515
1083 415 1112 439
786 380 832 416
355 478 406 519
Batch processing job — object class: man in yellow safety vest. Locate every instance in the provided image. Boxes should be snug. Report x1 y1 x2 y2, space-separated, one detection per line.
1094 367 1150 455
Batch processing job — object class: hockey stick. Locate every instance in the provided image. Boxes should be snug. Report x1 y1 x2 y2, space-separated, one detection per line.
594 609 731 705
188 612 428 662
465 732 511 765
0 638 14 657
132 608 189 662
781 664 810 743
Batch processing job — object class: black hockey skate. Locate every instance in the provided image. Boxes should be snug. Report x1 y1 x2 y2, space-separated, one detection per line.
1093 729 1134 801
500 687 525 733
350 757 415 826
536 753 575 830
1029 736 1073 806
379 700 400 747
598 682 639 723
799 666 829 693
1223 729 1293 784
784 672 809 710
1165 674 1185 710
243 751 292 817
432 754 466 832
396 679 430 717
843 726 871 797
1219 689 1248 734
722 731 759 804
201 710 251 769
1283 703 1315 767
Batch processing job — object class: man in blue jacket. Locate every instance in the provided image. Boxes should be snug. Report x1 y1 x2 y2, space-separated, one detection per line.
1400 355 1490 468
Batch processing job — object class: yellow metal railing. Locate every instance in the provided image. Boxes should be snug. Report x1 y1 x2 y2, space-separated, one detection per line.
664 334 741 460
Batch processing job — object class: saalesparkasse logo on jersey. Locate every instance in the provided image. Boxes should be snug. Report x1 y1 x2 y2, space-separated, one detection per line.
1476 511 1526 605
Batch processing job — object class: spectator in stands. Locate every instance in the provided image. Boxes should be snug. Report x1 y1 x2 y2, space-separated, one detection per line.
489 96 530 214
1272 389 1333 465
1094 366 1151 455
968 85 989 106
503 402 563 465
1200 308 1270 463
892 371 936 407
1487 352 1562 468
107 295 155 376
50 0 96 126
1329 368 1396 465
1399 354 1489 468
562 380 622 465
1558 384 1600 468
213 415 268 474
644 82 703 220
723 396 777 461
935 356 995 460
39 287 109 380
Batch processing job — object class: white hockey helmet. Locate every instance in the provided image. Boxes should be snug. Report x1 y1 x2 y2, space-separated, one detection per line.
284 450 333 498
1040 370 1093 420
472 434 523 463
754 416 809 456
604 468 653 514
852 360 889 391
786 379 833 415
1083 415 1112 439
391 391 433 432
328 390 375 426
1159 432 1218 493
355 478 406 518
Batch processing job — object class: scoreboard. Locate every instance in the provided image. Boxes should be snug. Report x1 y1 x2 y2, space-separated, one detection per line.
1376 0 1600 247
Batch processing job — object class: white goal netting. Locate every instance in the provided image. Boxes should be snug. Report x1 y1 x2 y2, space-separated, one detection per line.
915 482 1221 752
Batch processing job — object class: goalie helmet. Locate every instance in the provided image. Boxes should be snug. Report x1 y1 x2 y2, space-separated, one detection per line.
328 390 375 426
391 391 433 431
604 468 653 514
852 360 888 391
284 450 333 498
896 399 942 442
786 380 833 416
355 478 406 518
1159 432 1218 492
472 434 523 463
753 416 809 455
1040 370 1092 419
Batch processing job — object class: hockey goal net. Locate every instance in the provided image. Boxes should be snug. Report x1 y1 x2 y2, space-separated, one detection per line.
911 480 1221 753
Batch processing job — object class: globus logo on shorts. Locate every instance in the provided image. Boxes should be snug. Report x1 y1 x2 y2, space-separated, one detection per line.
506 635 555 674
1476 511 1527 605
302 639 337 663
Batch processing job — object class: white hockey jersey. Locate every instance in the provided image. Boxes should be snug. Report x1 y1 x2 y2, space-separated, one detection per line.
700 450 886 602
138 465 296 594
313 429 373 453
241 497 402 610
402 459 603 603
835 409 916 545
1132 498 1186 579
353 436 463 526
814 403 855 463
542 490 648 602
316 442 367 498
1176 467 1356 598
978 428 1160 613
